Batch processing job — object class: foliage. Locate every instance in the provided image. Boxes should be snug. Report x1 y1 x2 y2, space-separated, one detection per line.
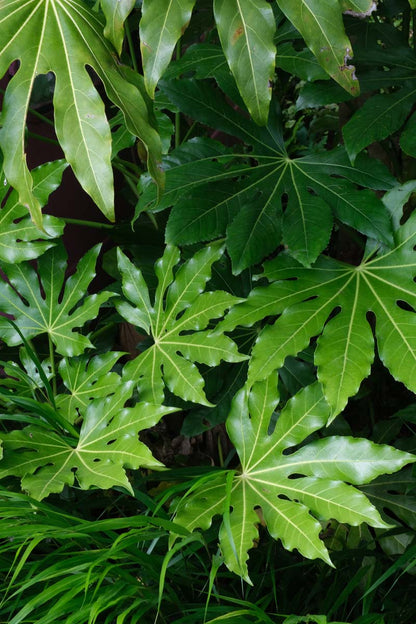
0 1 416 623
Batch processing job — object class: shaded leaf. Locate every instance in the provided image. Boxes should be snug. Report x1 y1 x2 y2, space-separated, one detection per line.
0 383 176 499
100 0 135 55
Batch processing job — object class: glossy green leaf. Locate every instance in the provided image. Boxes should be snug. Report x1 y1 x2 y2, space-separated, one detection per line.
154 80 394 270
100 0 135 55
173 378 413 581
116 243 247 405
276 0 373 95
223 211 416 418
56 352 125 424
0 0 163 226
0 160 67 263
343 87 416 163
213 0 276 125
360 468 416 530
0 244 114 357
140 0 197 98
276 42 329 82
0 383 176 499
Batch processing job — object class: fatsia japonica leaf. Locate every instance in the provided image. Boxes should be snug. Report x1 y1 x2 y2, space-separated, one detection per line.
56 352 126 424
100 0 135 55
0 160 67 263
140 0 197 98
0 382 176 500
213 0 276 125
0 244 114 357
276 0 376 95
150 79 395 270
116 242 247 405
222 211 416 419
0 0 163 227
172 377 414 582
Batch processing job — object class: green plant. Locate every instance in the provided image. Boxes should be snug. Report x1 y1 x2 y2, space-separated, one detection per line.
1 1 416 622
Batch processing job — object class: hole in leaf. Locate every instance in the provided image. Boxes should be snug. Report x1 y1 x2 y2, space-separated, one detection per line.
396 300 416 313
106 439 116 446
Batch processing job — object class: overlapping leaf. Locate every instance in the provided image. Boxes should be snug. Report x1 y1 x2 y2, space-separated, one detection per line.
0 244 114 357
100 0 135 55
0 160 66 263
116 242 247 405
173 377 414 581
0 0 163 226
0 382 176 499
221 211 416 418
141 76 394 271
56 352 125 424
276 0 376 95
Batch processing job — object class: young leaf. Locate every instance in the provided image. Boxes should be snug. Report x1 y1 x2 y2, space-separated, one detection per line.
0 244 114 357
0 382 176 500
140 0 197 98
0 0 163 226
223 211 416 419
56 352 126 424
213 0 276 125
0 160 67 263
172 378 414 581
116 243 247 405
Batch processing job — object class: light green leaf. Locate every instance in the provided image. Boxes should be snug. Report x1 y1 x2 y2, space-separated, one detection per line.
0 0 163 227
213 0 276 125
0 160 67 263
276 0 372 95
56 352 125 424
224 211 416 418
0 244 114 357
100 0 135 55
140 0 197 98
116 243 247 405
0 383 176 500
173 379 412 581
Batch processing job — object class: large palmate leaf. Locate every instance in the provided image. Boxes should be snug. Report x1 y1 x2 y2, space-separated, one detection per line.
213 0 276 125
116 242 247 405
0 382 176 499
221 211 416 418
142 77 394 271
0 244 114 357
173 377 414 581
276 0 376 95
0 0 163 226
0 160 66 263
140 0 197 98
56 352 125 424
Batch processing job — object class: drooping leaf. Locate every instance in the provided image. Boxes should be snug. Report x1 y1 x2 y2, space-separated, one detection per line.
0 244 114 357
140 0 197 98
100 0 135 55
116 243 247 405
0 160 67 263
148 79 394 270
56 352 126 424
276 0 375 95
222 211 416 418
0 382 176 499
173 378 414 581
0 0 163 226
213 0 276 125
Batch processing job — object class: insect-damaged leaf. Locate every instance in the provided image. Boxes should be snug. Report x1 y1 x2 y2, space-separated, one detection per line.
172 377 414 581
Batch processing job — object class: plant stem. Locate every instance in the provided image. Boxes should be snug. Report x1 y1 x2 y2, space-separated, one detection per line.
48 334 57 397
125 19 138 73
175 41 181 149
60 217 114 230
